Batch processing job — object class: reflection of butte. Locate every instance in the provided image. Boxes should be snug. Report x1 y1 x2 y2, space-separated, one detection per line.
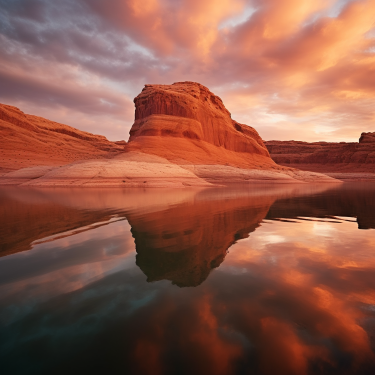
1 184 335 258
127 191 275 287
265 183 375 229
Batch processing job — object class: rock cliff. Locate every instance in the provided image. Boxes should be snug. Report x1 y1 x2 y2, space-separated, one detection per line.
0 83 340 186
126 82 273 168
0 103 124 172
265 133 375 175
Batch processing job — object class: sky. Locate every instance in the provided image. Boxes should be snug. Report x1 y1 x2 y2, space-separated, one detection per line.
0 0 374 142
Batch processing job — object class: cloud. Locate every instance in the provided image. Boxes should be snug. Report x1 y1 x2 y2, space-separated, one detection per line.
0 0 374 141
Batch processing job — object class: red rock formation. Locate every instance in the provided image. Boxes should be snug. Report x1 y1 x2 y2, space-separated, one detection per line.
0 103 123 172
126 82 273 169
0 85 340 185
265 133 375 174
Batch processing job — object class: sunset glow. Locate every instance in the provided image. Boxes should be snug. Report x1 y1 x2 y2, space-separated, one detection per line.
1 0 374 141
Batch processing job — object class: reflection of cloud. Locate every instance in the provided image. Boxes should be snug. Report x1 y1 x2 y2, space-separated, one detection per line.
1 187 375 373
221 219 375 370
258 317 330 375
312 222 338 236
125 213 375 373
0 219 136 326
261 234 286 244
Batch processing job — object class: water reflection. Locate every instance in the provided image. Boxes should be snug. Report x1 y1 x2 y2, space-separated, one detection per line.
265 183 375 229
0 184 374 374
130 192 269 287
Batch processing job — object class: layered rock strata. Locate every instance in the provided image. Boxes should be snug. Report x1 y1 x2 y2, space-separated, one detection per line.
0 83 340 186
0 103 124 172
126 82 272 168
123 82 338 184
265 133 375 179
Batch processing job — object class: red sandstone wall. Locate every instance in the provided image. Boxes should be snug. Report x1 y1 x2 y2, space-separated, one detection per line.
265 133 375 169
129 82 270 158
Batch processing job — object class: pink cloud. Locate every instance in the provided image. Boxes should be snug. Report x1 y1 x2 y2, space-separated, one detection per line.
0 0 374 141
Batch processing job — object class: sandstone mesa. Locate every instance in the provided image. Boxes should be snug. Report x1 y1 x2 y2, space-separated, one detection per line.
266 133 375 181
0 82 342 187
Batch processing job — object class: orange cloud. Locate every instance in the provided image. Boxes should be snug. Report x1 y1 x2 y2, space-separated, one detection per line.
1 0 375 141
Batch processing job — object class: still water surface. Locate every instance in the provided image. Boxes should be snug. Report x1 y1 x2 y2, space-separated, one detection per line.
0 184 375 375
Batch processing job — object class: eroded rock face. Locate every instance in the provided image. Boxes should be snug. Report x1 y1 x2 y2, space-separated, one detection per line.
265 133 375 172
0 103 124 171
126 82 273 168
0 92 341 185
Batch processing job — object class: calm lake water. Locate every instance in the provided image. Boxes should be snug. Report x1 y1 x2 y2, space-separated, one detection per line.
1 184 375 375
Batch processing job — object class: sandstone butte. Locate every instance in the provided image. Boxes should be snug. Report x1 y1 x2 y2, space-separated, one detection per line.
265 134 375 181
0 82 340 187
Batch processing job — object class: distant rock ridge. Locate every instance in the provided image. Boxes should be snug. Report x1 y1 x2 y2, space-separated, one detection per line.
0 104 117 146
0 103 123 171
265 133 375 174
359 132 375 144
